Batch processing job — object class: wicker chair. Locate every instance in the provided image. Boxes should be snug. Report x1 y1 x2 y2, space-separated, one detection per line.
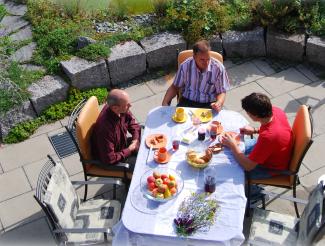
66 96 132 201
34 155 123 245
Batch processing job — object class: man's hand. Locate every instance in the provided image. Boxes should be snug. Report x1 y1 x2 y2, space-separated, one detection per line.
221 132 238 151
211 101 222 112
239 125 255 135
128 139 139 152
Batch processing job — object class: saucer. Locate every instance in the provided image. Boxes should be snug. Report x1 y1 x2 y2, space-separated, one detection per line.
153 151 171 164
172 114 187 123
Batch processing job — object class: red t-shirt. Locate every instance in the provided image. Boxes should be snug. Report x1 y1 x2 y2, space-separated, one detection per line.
249 107 293 170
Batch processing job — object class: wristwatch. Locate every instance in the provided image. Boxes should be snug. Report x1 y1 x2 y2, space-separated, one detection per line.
253 127 259 134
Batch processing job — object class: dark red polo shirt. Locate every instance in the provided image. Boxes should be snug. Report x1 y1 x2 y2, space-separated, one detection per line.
91 104 141 164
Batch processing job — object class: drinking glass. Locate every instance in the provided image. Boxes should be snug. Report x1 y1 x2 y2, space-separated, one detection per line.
172 139 180 151
204 167 217 193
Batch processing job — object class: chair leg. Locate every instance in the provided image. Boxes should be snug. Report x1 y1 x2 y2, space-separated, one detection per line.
293 182 300 218
113 184 117 199
245 182 251 217
83 175 88 202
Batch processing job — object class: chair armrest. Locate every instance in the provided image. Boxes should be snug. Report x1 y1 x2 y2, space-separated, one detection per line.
71 178 123 187
82 159 130 170
53 228 112 234
261 190 308 205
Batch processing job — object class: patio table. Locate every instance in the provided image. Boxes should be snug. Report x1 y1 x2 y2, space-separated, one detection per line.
113 106 249 246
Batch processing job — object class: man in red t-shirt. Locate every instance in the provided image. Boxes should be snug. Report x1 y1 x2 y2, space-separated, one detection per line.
222 92 293 179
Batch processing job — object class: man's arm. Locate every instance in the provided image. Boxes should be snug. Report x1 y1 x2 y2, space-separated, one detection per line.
221 133 258 171
211 92 226 112
127 113 141 150
162 84 179 106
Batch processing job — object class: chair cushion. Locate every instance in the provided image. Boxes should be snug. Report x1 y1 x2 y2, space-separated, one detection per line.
67 199 121 243
44 163 80 229
248 208 298 245
86 164 132 179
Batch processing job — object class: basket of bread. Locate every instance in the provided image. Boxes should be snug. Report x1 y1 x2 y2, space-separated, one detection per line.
186 148 213 169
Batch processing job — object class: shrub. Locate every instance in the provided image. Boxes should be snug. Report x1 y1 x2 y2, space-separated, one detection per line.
164 0 230 44
76 43 110 61
152 0 170 17
4 87 108 143
250 0 301 33
299 0 325 36
226 0 255 31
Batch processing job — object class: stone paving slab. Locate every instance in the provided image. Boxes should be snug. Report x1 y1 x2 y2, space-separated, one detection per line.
61 153 83 176
302 134 325 172
252 59 276 76
0 134 55 172
3 2 27 16
227 61 266 88
299 163 311 177
296 64 321 83
23 158 47 190
256 67 312 97
311 104 325 136
124 83 154 103
9 25 32 42
146 74 175 94
0 218 54 246
30 120 63 138
224 82 271 111
270 93 301 119
0 168 31 202
0 16 28 36
300 166 325 187
0 191 43 231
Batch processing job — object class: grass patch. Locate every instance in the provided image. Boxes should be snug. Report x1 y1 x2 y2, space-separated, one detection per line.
4 87 108 143
0 4 6 21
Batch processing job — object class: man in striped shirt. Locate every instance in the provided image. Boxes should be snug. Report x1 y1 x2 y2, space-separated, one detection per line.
162 40 230 111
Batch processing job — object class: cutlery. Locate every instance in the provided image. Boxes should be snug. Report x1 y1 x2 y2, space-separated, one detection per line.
146 144 153 164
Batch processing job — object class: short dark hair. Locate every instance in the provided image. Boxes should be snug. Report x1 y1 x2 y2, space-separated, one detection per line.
192 40 211 55
241 93 273 118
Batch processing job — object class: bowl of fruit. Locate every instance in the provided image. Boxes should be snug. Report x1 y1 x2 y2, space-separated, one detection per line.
140 167 184 202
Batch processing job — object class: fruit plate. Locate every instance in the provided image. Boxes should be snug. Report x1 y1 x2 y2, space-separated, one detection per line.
140 167 184 203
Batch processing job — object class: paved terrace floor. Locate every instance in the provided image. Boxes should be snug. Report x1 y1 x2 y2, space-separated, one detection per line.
0 57 324 245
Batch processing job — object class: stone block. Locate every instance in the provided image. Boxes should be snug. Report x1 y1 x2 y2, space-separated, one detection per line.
10 42 36 63
140 32 186 69
9 25 32 42
28 75 69 115
76 36 96 50
0 16 28 36
0 100 36 139
209 34 223 54
306 36 325 67
61 56 110 89
107 41 146 85
222 27 266 58
4 2 27 16
267 31 305 62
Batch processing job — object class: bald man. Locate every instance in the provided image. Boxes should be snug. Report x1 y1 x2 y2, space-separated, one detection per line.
91 89 141 170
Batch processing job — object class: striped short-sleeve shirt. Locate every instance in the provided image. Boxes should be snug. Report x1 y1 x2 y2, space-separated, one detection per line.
173 57 230 103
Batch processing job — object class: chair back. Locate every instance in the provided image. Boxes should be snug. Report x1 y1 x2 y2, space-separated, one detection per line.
297 182 325 245
34 156 79 243
75 96 100 161
289 105 313 183
178 50 223 66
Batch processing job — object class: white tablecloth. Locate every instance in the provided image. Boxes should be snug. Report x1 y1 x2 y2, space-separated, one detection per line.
113 106 249 246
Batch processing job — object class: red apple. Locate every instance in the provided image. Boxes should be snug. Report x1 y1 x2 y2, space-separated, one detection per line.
155 193 164 199
161 174 168 180
147 176 155 184
147 182 155 191
152 188 158 197
163 178 170 185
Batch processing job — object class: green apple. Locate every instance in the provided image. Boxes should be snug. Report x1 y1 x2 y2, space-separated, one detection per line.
155 178 163 187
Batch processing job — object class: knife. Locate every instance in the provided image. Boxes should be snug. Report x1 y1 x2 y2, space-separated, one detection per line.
146 144 153 164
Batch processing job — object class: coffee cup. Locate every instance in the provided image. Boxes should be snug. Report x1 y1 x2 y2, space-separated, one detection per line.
157 147 168 162
175 107 185 121
211 121 222 134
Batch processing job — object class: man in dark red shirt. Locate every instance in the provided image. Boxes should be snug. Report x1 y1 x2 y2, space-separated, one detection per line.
222 92 293 179
91 89 141 170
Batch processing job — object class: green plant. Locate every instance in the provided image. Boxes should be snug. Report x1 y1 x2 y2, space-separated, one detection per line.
250 0 301 33
164 0 230 44
226 0 254 31
76 43 110 61
0 4 6 21
3 87 108 143
299 0 325 36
